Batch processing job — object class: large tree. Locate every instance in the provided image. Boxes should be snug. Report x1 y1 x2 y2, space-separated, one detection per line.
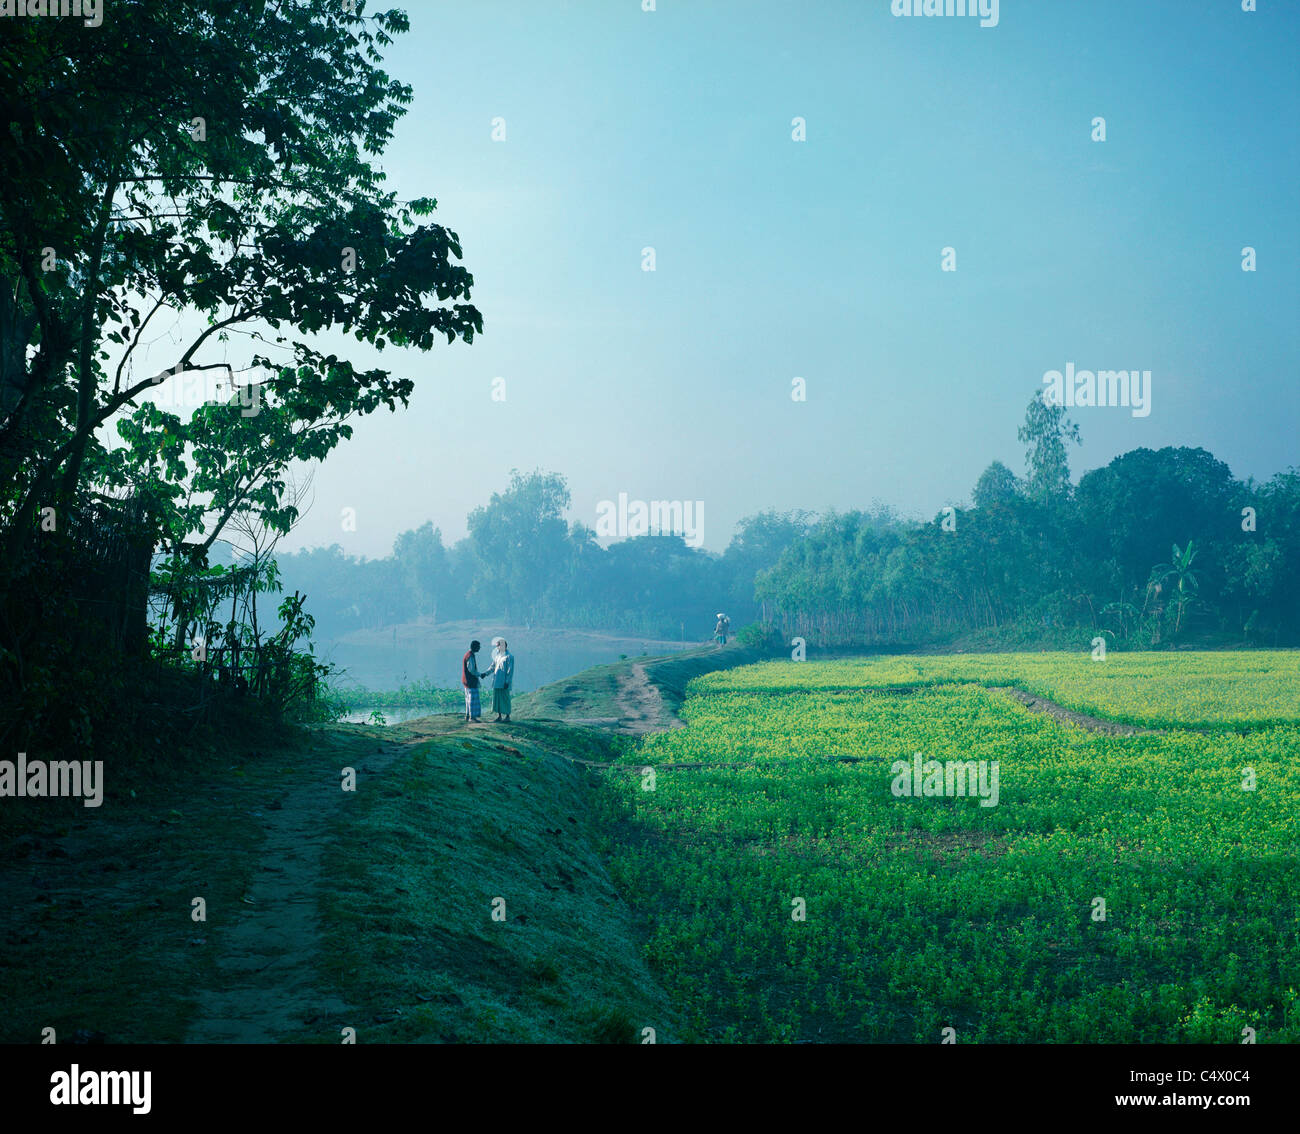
1074 447 1239 601
972 460 1020 508
465 470 572 622
1017 391 1081 502
720 509 815 621
393 521 450 619
0 1 481 576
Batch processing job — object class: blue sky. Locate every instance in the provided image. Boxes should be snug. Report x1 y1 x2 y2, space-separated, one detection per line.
275 0 1298 557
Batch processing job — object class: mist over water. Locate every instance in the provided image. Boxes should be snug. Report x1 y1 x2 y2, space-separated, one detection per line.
324 637 688 695
318 621 694 698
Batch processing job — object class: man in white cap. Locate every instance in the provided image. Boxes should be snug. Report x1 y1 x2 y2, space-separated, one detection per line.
713 613 729 648
485 637 515 722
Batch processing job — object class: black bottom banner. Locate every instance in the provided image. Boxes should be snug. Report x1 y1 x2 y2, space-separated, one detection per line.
1 1041 1290 1123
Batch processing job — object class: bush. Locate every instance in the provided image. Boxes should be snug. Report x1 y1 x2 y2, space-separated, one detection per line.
737 622 780 649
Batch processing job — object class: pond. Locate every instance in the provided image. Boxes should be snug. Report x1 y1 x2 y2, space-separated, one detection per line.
338 705 454 725
315 620 696 696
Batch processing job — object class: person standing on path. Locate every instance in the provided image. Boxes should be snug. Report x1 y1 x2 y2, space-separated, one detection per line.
461 639 485 723
486 637 515 722
714 613 729 648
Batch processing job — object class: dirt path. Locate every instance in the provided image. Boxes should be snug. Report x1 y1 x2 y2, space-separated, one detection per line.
990 687 1166 736
185 731 410 1043
613 663 673 733
832 683 1169 736
566 662 683 735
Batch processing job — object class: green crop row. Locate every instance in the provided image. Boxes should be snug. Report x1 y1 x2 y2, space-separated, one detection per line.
690 650 1300 729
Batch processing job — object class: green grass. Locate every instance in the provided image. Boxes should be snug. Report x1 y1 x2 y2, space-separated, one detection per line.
0 714 680 1044
514 658 631 720
330 679 465 712
306 717 678 1043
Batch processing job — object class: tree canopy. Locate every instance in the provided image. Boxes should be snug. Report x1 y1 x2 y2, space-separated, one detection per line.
0 1 480 749
1 1 480 565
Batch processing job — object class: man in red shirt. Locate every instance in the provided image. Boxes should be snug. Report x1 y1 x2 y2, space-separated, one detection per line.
461 639 485 723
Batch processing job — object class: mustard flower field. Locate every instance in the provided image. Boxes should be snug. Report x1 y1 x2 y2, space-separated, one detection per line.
599 653 1300 1042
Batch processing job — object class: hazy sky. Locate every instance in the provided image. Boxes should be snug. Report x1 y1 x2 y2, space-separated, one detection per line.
143 0 1300 558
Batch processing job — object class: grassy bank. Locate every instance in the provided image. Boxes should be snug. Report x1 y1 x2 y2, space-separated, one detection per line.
517 642 770 722
306 716 678 1043
0 688 687 1042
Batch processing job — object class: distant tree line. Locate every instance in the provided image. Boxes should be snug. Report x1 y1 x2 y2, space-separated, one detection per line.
278 399 1299 651
274 470 813 642
756 397 1299 649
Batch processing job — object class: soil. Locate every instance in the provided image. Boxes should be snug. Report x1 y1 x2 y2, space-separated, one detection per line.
991 686 1165 736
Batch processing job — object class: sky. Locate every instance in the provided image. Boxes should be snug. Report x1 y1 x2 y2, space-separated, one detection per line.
138 0 1300 558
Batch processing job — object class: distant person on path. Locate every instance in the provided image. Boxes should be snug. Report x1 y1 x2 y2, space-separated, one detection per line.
461 639 485 723
714 612 730 648
487 637 515 722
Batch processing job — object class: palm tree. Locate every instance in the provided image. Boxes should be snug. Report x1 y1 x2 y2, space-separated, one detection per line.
1150 541 1201 636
